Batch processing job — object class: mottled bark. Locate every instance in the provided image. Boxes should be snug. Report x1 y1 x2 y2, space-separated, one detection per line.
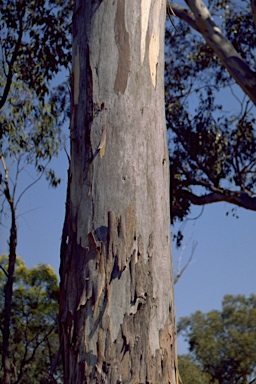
59 1 177 383
170 0 256 105
170 3 200 32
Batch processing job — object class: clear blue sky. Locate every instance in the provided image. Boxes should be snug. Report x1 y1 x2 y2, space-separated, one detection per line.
1 0 255 356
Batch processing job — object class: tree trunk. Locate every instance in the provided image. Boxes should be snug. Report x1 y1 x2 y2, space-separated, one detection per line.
59 1 177 383
3 190 17 384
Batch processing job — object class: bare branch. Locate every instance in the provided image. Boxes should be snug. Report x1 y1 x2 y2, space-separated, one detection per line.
15 326 56 384
15 160 50 209
48 334 63 382
0 265 9 278
174 241 197 284
251 0 256 29
173 0 256 105
170 3 200 32
179 189 256 211
1 155 8 180
167 2 179 32
0 8 25 110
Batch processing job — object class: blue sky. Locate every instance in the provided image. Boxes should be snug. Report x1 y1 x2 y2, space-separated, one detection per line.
173 203 256 353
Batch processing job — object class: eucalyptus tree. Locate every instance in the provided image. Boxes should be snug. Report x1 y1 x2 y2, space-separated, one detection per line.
59 1 177 383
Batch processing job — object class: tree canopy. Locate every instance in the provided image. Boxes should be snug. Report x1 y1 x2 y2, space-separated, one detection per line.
0 255 61 384
166 0 256 223
0 0 72 111
178 354 211 384
0 0 72 183
0 2 72 381
178 294 256 383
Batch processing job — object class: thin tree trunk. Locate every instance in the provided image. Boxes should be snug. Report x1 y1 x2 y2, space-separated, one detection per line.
3 186 17 384
59 1 177 383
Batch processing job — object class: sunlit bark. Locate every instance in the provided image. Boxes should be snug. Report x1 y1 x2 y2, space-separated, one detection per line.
170 0 256 105
59 1 177 383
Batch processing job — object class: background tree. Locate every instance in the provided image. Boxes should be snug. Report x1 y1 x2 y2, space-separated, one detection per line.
178 294 256 383
166 0 256 225
0 1 72 382
59 1 177 382
0 255 62 384
178 354 211 384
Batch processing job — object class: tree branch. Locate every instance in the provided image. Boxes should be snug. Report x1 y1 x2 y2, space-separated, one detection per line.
251 0 256 29
0 9 24 111
173 0 256 105
174 241 197 284
48 334 63 382
169 2 200 32
0 265 9 278
179 189 256 211
15 160 50 209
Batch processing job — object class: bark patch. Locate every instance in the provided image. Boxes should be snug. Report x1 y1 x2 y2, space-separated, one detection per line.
140 0 151 64
148 1 161 89
114 0 131 94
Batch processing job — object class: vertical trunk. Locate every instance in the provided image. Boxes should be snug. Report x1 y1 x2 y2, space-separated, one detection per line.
60 1 177 383
3 193 17 384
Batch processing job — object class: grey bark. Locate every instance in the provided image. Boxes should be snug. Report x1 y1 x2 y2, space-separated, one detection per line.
170 0 256 105
59 1 177 383
170 3 200 32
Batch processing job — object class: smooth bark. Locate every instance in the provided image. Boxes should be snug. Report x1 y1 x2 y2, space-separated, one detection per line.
170 3 200 32
170 0 256 105
59 1 177 383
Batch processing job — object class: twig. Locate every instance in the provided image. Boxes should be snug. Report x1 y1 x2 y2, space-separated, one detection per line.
0 265 9 278
174 241 197 284
167 1 179 32
48 335 63 382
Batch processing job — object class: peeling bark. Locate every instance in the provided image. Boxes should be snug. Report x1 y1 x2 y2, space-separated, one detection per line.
60 1 177 383
114 0 131 94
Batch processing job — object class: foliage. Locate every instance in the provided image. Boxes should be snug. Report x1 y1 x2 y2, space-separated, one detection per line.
0 0 72 187
0 73 67 196
178 294 256 383
178 354 211 384
0 2 72 381
0 0 72 110
166 0 256 224
0 255 62 384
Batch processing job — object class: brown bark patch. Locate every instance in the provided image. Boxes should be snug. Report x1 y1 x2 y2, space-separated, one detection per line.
114 0 131 94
